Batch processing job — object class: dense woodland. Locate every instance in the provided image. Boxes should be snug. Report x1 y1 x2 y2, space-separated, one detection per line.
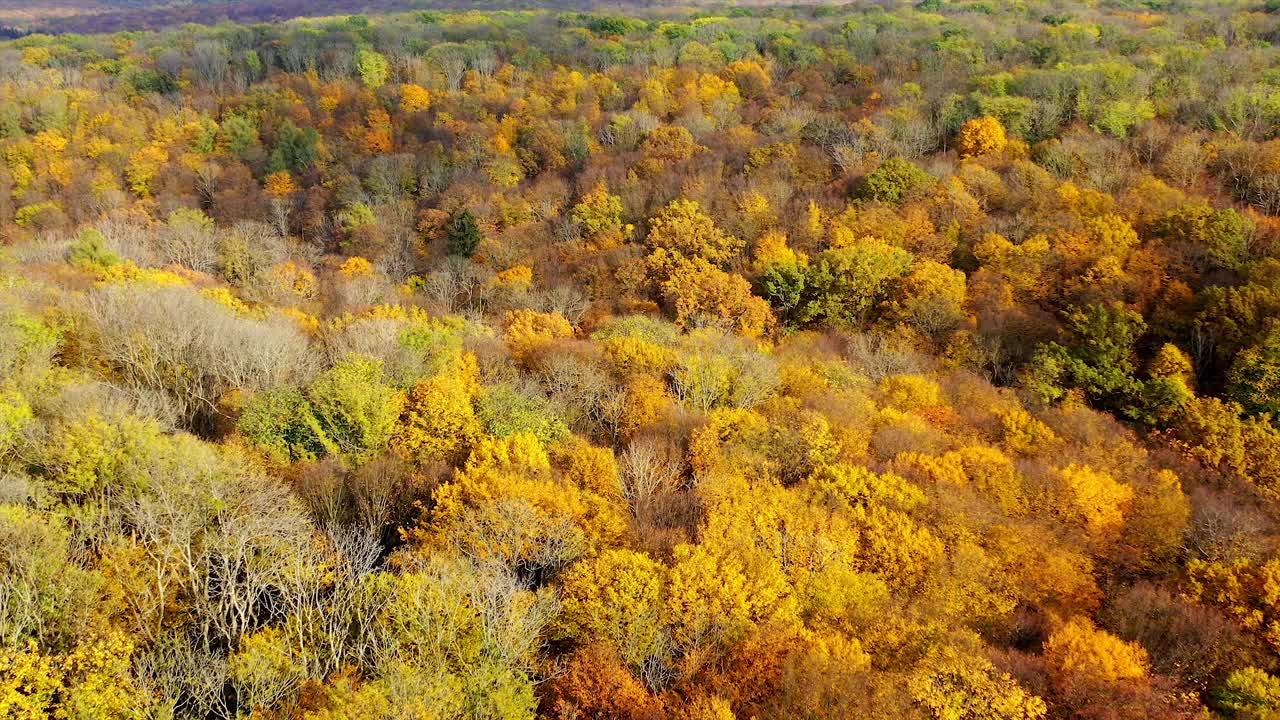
2 1 1280 718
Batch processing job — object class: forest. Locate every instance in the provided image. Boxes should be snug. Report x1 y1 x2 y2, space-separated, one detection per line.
2 0 1280 717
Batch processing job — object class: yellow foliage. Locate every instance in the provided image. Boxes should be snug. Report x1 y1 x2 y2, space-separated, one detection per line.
750 231 806 276
910 643 1047 720
1056 464 1134 537
555 549 666 665
394 352 482 466
1185 558 1280 653
504 309 574 360
879 374 943 411
339 256 375 278
427 432 626 567
600 336 677 377
94 261 189 287
1043 616 1149 684
645 198 743 268
1000 407 1059 455
688 407 770 477
464 432 551 475
264 170 297 197
268 261 318 300
551 437 621 499
956 116 1008 158
666 542 800 649
399 83 432 113
200 287 256 316
618 374 675 437
660 260 772 338
0 634 147 720
892 451 968 486
490 266 533 292
125 144 168 197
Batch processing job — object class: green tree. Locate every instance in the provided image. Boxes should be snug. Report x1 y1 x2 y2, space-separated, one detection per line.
445 209 483 257
1227 323 1280 419
356 49 390 89
306 355 405 461
795 239 913 326
860 157 936 204
269 121 320 175
237 388 332 462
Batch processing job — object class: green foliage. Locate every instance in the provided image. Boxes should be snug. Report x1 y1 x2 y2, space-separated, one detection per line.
1091 99 1155 137
794 240 913 327
337 202 376 234
219 113 259 155
756 263 808 327
67 229 120 270
1211 667 1280 718
1029 304 1192 424
1029 303 1145 406
1227 324 1280 420
125 67 175 95
859 157 936 203
305 355 405 461
237 388 332 463
355 49 389 89
1151 203 1254 273
445 209 483 257
475 384 569 444
0 505 102 649
268 120 320 174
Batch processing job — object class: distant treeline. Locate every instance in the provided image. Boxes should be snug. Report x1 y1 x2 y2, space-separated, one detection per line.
22 0 809 35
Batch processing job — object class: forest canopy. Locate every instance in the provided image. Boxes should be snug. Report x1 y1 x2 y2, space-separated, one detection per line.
2 0 1280 718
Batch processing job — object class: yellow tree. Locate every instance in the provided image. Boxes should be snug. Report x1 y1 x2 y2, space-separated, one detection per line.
1043 616 1149 685
399 84 432 113
956 116 1008 158
555 549 666 667
394 352 482 466
660 259 773 338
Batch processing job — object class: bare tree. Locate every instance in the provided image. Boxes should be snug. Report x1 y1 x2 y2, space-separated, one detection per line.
619 437 683 517
83 284 319 428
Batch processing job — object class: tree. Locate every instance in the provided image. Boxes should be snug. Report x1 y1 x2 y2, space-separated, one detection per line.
638 125 702 176
445 209 483 257
269 121 320 175
955 116 1008 158
555 549 666 667
909 643 1047 720
660 260 773 338
1025 304 1145 415
504 309 574 361
394 352 481 466
83 284 317 428
264 171 297 197
238 388 331 463
1055 464 1134 538
399 84 431 113
888 260 967 336
305 355 405 461
570 183 629 240
1044 616 1149 685
860 157 935 204
356 49 389 89
645 198 743 269
1227 324 1280 418
1211 667 1280 719
794 239 913 327
0 505 101 650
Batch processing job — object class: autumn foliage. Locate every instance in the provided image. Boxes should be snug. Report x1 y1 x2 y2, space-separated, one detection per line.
0 3 1279 719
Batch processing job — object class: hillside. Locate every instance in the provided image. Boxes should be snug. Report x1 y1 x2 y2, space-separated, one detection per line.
2 2 1280 718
